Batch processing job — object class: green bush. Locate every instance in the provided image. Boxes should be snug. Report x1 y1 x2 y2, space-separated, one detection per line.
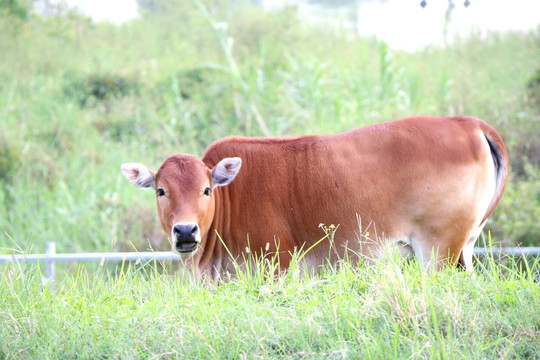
0 136 19 184
526 68 540 112
64 72 140 108
489 162 540 247
0 0 31 19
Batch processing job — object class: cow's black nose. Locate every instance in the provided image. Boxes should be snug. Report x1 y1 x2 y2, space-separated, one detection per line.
172 223 199 253
173 223 198 238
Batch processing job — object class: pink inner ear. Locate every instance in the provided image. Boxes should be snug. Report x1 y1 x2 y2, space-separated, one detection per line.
121 166 141 182
128 169 140 181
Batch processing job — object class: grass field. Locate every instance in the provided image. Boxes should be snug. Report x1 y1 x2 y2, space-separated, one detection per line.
1 249 539 359
1 1 540 358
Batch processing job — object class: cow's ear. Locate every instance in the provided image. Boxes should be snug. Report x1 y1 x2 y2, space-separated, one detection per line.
211 157 242 188
121 163 156 189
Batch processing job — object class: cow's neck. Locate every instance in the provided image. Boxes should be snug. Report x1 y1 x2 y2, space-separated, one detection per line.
191 185 233 281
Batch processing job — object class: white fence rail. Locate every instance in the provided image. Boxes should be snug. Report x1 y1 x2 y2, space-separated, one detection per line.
1 242 539 288
0 242 181 288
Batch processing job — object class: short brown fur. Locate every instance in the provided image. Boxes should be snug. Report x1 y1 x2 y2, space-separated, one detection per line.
124 116 509 280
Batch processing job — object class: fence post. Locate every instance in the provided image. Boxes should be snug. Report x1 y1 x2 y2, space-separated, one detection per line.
45 241 56 290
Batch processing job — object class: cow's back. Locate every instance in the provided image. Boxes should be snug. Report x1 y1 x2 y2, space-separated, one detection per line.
201 116 505 270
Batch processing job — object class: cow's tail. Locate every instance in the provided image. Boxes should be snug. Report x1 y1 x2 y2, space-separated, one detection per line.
479 120 510 224
457 117 510 270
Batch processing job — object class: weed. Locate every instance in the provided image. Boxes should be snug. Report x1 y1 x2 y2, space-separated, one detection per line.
0 135 19 185
526 68 540 112
64 72 140 108
2 244 538 359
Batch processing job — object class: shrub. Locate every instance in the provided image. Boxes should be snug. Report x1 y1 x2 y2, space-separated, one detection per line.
158 67 230 101
507 73 540 179
0 135 19 184
0 0 31 20
64 72 140 108
525 68 540 112
489 161 540 247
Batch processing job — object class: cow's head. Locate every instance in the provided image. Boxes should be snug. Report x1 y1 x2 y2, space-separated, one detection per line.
121 155 241 255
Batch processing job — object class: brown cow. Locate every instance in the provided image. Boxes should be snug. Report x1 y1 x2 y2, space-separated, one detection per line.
121 116 508 280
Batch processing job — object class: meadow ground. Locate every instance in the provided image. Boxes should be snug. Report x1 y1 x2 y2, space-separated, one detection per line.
1 248 539 359
0 1 540 358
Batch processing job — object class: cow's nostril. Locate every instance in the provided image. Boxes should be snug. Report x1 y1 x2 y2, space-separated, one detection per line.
173 223 199 253
173 223 199 240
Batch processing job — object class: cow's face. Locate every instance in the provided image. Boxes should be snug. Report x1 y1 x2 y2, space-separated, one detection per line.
121 155 241 255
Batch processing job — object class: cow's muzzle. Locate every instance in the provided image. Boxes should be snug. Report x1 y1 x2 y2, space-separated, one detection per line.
172 223 200 253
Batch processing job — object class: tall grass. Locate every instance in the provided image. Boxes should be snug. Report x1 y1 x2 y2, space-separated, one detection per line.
1 247 538 359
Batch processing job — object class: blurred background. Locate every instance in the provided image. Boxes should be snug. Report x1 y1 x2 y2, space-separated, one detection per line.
1 0 539 257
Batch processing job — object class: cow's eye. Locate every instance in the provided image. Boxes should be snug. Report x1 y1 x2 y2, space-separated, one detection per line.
203 187 211 196
156 188 165 197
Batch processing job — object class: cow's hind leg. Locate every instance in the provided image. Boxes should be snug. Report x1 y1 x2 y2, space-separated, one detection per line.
458 221 487 272
410 227 476 271
410 238 450 270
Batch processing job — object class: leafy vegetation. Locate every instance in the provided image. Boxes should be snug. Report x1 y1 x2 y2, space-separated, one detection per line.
0 1 538 252
1 1 539 358
0 1 538 248
1 247 539 359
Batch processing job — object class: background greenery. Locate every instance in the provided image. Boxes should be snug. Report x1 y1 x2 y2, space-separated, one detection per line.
1 1 539 255
1 1 539 359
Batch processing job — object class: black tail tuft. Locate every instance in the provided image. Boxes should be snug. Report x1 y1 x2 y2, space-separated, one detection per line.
485 134 505 179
